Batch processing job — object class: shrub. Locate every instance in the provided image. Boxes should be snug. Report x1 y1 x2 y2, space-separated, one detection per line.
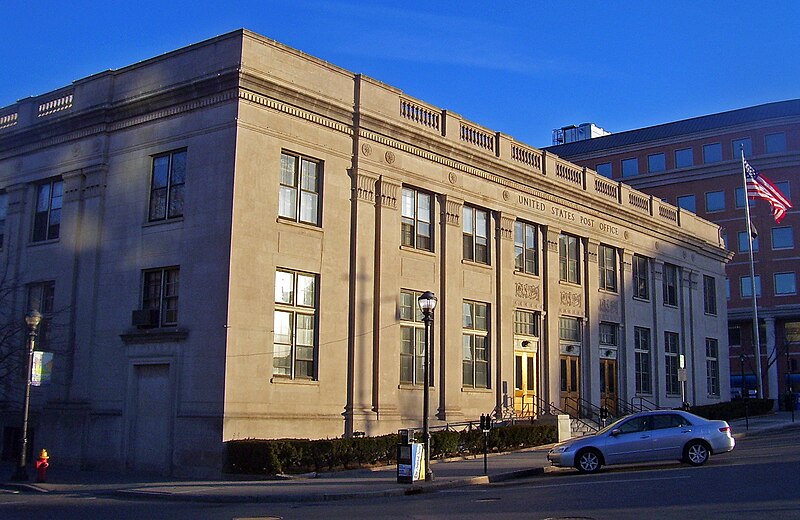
689 399 774 421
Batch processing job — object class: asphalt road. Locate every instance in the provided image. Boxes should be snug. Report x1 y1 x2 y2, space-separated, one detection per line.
2 426 799 520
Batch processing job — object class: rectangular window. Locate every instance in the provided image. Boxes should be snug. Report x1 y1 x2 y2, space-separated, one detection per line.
726 277 731 299
775 272 797 296
514 221 539 275
735 187 756 209
740 275 762 298
775 181 791 199
662 263 678 306
706 338 720 397
596 162 612 178
738 231 759 253
463 301 489 388
143 267 180 327
559 234 580 284
278 151 321 226
634 327 652 394
676 195 696 213
702 143 722 164
463 206 489 264
401 187 433 251
598 244 617 292
732 137 752 158
559 316 581 343
705 191 725 212
274 269 318 379
633 254 650 300
765 132 787 154
399 290 429 385
621 158 639 177
600 322 618 347
647 153 666 173
703 275 717 315
0 192 7 248
675 148 693 168
33 179 63 241
27 281 55 347
149 150 186 222
728 325 741 346
772 227 794 249
514 309 539 337
665 331 680 396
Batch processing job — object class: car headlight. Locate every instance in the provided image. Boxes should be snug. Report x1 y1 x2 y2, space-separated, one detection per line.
550 445 571 454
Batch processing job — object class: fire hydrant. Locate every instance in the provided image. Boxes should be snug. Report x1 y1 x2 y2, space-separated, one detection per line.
35 449 49 483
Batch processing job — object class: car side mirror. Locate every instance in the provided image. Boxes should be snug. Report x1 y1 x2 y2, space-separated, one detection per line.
610 429 621 437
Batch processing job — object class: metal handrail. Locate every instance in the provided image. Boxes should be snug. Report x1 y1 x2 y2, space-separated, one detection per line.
631 396 661 412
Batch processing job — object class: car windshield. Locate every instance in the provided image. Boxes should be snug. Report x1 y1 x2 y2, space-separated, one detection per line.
596 415 629 435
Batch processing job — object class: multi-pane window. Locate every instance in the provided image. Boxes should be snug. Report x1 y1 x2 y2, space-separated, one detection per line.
274 269 318 379
732 137 752 158
647 153 666 173
27 281 55 347
33 179 63 242
735 187 756 208
675 148 693 168
705 191 725 212
765 132 787 154
600 322 618 347
775 272 797 296
728 325 741 346
514 221 538 275
702 143 722 164
462 301 489 388
741 275 762 298
142 267 180 327
676 195 696 213
664 331 681 396
706 338 720 397
596 162 612 178
401 188 433 251
772 227 794 249
738 231 759 253
634 327 652 394
0 192 7 248
633 254 650 300
598 244 617 292
559 317 581 344
514 309 540 338
399 290 428 385
278 151 321 226
662 263 678 306
463 206 489 264
703 275 717 315
621 158 638 177
149 150 186 222
559 234 580 284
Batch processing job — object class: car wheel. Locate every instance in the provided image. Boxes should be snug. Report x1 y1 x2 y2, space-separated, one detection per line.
684 441 710 466
575 448 602 474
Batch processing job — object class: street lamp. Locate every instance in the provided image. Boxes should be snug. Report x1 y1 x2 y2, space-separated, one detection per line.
417 290 437 482
11 310 42 481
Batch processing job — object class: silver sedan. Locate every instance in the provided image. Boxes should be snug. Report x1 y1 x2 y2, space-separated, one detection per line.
547 410 735 473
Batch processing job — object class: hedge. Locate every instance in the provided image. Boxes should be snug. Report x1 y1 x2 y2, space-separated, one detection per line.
225 422 556 476
688 398 774 421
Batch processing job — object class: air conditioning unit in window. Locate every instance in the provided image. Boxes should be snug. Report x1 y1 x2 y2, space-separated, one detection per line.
131 309 159 328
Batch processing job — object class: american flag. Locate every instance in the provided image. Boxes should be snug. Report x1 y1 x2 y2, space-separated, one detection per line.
744 160 792 223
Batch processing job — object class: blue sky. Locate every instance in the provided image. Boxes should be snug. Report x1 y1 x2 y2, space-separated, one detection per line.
2 1 798 148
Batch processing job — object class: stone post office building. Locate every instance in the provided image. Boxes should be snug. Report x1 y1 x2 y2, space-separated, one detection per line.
0 29 731 475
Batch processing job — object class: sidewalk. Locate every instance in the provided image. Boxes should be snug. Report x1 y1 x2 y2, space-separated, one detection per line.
2 411 797 504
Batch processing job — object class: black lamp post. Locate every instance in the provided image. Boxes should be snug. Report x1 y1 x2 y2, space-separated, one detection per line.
11 310 42 481
417 291 437 482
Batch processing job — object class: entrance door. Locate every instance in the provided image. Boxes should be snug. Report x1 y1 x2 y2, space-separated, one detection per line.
560 355 580 416
514 352 537 417
600 359 618 416
130 364 172 474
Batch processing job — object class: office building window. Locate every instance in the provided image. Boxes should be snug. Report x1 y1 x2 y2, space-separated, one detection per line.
633 254 650 300
598 244 617 292
775 181 791 199
705 191 725 212
703 143 722 164
27 281 55 347
143 267 180 327
33 179 63 242
765 132 787 154
662 263 678 306
514 309 539 337
600 322 618 347
772 227 793 250
677 195 696 213
703 275 717 315
514 221 539 275
559 234 580 284
675 148 693 168
665 331 680 396
740 275 761 298
279 151 321 226
775 272 797 296
735 187 756 209
728 325 741 346
463 205 489 264
596 162 612 178
401 187 433 251
648 153 666 173
621 158 638 177
399 290 428 385
634 327 651 394
725 277 731 299
0 192 7 248
463 301 489 388
737 231 759 253
732 137 752 158
274 269 318 379
559 316 581 343
706 338 720 397
149 150 186 222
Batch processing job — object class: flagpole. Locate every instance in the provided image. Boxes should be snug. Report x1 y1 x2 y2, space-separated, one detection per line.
740 147 764 399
